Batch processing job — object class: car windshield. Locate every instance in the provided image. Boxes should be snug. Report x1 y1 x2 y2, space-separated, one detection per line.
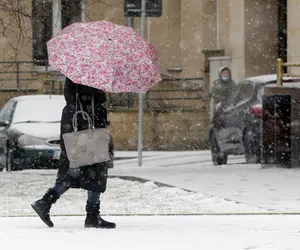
12 98 66 124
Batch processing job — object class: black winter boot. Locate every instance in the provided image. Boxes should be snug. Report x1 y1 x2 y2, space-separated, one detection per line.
31 189 60 228
84 201 116 229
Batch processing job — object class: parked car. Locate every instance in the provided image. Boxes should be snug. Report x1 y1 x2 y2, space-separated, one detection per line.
209 74 300 165
0 95 114 171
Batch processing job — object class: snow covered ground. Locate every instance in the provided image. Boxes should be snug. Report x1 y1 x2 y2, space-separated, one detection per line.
111 151 300 213
0 164 266 216
1 216 299 250
1 151 300 250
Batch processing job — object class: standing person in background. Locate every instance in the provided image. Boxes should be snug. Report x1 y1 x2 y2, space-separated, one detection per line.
210 66 236 108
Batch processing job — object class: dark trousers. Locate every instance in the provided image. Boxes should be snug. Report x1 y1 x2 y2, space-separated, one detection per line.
52 182 101 204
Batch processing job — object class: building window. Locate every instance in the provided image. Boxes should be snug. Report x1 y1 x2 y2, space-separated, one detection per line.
32 0 82 65
32 0 53 64
61 0 82 29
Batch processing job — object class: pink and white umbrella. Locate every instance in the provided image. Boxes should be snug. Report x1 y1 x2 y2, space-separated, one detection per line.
47 21 161 93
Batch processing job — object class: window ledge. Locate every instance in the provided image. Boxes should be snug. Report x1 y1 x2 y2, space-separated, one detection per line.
32 65 57 72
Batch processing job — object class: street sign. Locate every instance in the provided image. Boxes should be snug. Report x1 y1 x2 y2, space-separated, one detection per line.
124 0 162 17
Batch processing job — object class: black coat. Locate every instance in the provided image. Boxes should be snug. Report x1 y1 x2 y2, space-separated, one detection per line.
55 78 110 193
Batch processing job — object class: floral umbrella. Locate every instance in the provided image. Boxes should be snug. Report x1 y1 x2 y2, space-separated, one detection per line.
47 20 161 94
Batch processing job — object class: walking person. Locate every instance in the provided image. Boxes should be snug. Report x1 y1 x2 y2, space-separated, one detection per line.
31 77 116 229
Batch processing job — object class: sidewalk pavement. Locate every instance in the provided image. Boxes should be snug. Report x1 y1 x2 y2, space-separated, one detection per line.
111 151 300 213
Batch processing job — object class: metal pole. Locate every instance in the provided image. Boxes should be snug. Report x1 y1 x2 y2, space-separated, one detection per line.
138 0 146 167
277 58 283 86
81 0 85 22
126 16 135 108
127 16 134 28
147 16 151 43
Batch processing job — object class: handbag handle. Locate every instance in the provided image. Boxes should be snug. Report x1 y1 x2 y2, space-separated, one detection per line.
74 84 96 131
72 110 93 132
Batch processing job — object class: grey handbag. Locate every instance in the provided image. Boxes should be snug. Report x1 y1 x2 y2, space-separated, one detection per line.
62 91 111 168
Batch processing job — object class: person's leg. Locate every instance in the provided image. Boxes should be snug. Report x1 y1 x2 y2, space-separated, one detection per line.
87 190 100 204
52 182 70 196
84 190 116 229
31 153 70 228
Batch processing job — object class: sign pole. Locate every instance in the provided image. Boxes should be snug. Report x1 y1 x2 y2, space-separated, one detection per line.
138 0 146 167
127 16 134 28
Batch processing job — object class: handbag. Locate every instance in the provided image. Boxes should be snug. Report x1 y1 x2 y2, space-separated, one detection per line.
62 89 111 168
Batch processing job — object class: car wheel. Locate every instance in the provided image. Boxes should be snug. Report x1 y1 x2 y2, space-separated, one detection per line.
244 129 261 164
210 132 228 165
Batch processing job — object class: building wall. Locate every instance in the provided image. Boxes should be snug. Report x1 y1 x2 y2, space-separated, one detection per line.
214 0 278 82
0 0 32 61
1 0 297 151
0 0 205 79
108 109 210 150
85 0 124 23
228 0 246 82
202 0 217 50
287 0 300 74
0 0 290 80
244 0 278 77
132 0 204 78
218 0 230 55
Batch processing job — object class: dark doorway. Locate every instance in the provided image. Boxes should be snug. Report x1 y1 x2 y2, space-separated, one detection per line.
277 0 287 71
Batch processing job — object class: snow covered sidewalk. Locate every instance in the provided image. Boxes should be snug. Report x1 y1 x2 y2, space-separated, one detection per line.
1 150 300 216
111 151 300 213
0 215 299 250
1 151 300 250
0 168 266 216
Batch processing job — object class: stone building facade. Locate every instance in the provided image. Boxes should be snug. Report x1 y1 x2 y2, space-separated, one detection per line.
0 0 297 150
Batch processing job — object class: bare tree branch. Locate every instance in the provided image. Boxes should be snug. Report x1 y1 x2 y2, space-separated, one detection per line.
0 0 31 60
0 0 119 61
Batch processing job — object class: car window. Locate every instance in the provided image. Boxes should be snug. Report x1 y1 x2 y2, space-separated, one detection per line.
3 102 15 121
12 98 66 123
0 103 9 120
0 101 15 122
234 82 255 106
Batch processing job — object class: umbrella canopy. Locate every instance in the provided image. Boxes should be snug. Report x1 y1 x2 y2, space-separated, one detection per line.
47 21 161 93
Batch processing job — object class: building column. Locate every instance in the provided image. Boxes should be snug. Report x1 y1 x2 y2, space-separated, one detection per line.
165 0 181 73
180 0 203 77
228 0 245 82
218 0 230 52
287 0 300 74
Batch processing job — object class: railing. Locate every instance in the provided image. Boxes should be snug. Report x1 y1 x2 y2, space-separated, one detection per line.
0 60 53 89
276 58 300 85
0 61 205 110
